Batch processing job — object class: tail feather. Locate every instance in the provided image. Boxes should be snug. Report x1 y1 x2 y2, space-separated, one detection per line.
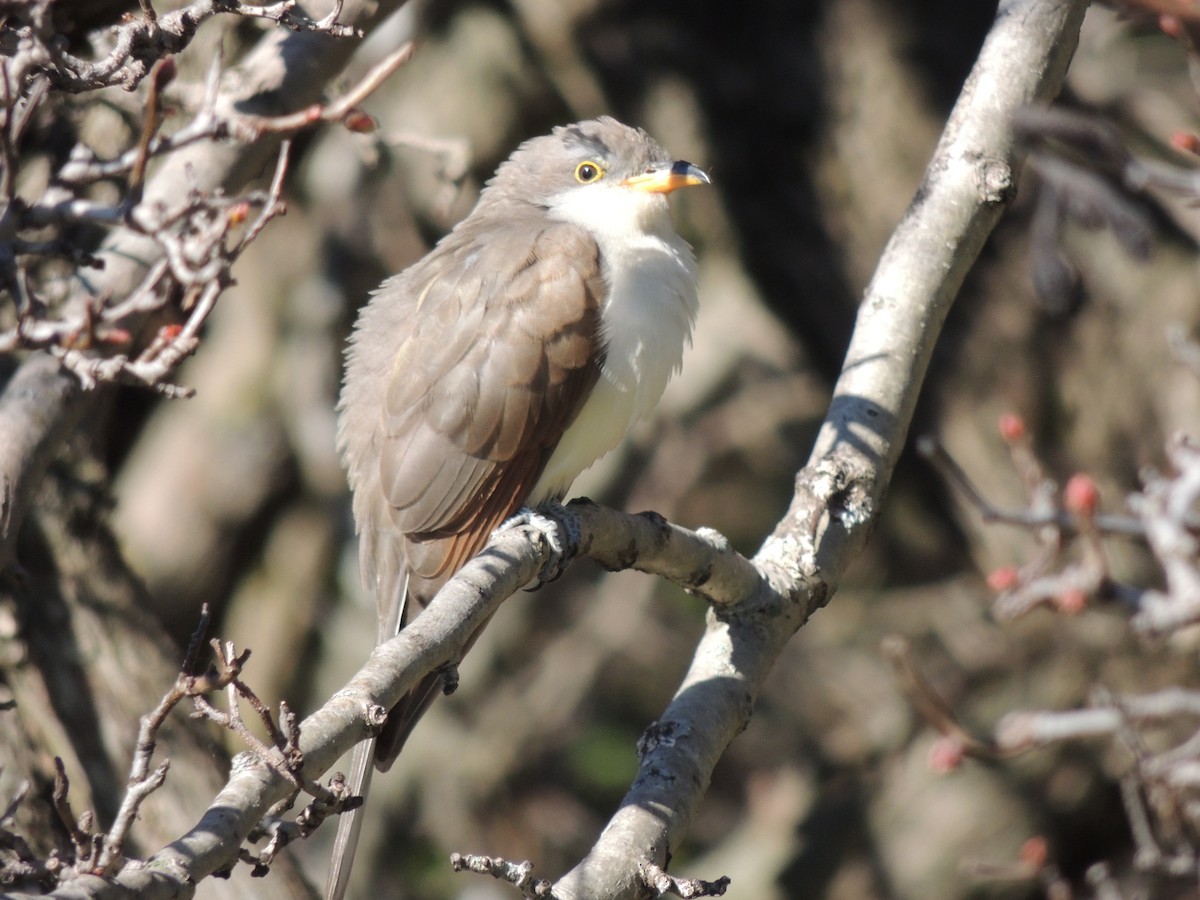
325 562 409 899
374 670 445 772
324 736 376 900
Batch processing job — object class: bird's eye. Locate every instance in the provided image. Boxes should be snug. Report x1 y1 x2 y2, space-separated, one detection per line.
574 161 604 183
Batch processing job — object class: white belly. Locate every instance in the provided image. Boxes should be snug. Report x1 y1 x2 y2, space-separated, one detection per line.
531 372 642 502
531 224 698 501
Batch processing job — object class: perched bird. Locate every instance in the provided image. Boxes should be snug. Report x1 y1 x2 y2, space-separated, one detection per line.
329 116 709 898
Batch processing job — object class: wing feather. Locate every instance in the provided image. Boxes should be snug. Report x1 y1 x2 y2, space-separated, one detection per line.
339 212 604 607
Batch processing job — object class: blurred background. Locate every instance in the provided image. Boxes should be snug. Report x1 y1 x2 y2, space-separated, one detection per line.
7 0 1200 897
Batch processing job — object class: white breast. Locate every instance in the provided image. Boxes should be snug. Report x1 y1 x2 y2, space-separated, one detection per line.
531 184 699 501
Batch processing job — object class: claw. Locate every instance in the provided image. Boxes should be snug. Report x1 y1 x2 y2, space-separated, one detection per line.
498 500 580 585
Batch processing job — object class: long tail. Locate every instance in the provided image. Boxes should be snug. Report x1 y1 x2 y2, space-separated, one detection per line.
324 669 444 899
324 735 376 900
374 670 445 772
325 556 410 900
323 556 491 890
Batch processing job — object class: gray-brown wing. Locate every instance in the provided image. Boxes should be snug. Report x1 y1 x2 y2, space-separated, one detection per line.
340 214 604 615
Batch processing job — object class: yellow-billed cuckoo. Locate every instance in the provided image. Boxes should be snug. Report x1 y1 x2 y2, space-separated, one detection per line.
328 116 709 898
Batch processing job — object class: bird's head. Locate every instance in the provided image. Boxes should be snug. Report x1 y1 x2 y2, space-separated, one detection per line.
482 116 710 235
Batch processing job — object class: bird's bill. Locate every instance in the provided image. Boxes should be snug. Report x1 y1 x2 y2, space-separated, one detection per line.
621 161 711 194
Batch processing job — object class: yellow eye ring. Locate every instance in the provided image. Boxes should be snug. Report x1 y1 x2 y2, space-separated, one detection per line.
574 160 605 183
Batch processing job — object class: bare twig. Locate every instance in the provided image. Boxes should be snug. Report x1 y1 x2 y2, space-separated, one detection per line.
232 42 413 136
450 853 554 899
917 435 1146 538
129 59 177 199
0 776 28 826
0 774 57 890
1 41 414 396
882 635 1006 760
90 614 234 874
51 759 94 868
40 141 291 396
4 0 363 95
921 429 1171 618
964 837 1073 899
1131 436 1200 633
639 861 730 898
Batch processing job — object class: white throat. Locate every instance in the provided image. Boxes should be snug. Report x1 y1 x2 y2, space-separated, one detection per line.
531 183 699 500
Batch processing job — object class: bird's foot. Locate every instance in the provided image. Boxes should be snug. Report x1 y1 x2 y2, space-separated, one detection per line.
498 500 580 587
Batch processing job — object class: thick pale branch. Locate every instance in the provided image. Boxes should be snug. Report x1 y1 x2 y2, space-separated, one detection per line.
10 502 761 896
568 499 765 606
2 2 1092 896
552 1 1090 897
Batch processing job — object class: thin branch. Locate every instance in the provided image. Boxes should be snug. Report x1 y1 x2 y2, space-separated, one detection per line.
1131 436 1200 633
917 435 1147 538
231 42 414 136
882 635 1007 760
51 758 95 869
129 59 177 199
449 853 554 899
995 688 1200 752
0 777 28 827
639 861 730 898
2 44 406 389
14 0 364 94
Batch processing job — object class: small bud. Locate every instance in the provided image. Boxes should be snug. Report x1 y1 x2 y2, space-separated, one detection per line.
927 736 965 774
342 109 378 134
99 328 132 346
1063 473 1099 518
987 566 1019 592
228 201 252 227
1019 836 1049 869
998 413 1027 443
1057 588 1087 615
160 323 183 341
1171 131 1200 156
